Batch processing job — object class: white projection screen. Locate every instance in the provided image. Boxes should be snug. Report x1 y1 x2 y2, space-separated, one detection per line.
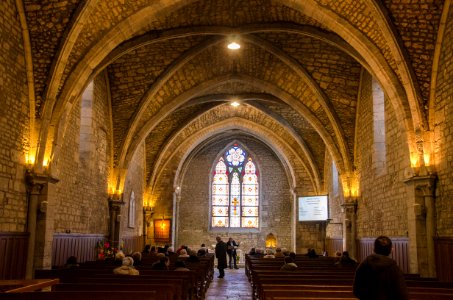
298 195 329 221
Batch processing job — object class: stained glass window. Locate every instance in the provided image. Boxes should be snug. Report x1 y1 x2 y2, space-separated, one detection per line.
212 144 259 228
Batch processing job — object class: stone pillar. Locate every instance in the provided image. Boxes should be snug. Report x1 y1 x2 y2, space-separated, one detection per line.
341 200 357 259
172 187 181 247
143 206 154 246
24 170 59 278
108 196 124 246
404 174 437 277
291 187 303 253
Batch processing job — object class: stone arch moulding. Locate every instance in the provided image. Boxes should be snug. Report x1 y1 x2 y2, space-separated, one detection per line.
428 1 452 130
281 0 421 130
113 32 349 174
120 74 345 180
38 0 420 173
153 117 317 197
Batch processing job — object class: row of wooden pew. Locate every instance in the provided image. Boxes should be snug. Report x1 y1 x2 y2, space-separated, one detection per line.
245 255 453 300
0 253 215 300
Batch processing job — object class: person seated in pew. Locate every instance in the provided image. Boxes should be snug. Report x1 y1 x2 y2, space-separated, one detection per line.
254 248 265 258
334 250 342 262
197 248 207 257
113 256 139 275
335 251 357 267
174 260 191 271
274 247 285 258
199 243 208 252
306 248 318 258
179 249 190 258
114 250 125 265
176 244 187 255
151 253 170 270
248 247 256 255
263 249 275 258
280 256 298 271
166 246 179 265
187 250 200 262
142 244 151 254
131 251 142 266
64 256 79 269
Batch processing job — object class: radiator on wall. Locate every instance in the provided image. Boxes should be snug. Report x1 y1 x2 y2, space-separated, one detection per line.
356 237 409 274
52 233 105 267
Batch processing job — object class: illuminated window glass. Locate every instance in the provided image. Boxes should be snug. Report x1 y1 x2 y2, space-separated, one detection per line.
212 144 259 228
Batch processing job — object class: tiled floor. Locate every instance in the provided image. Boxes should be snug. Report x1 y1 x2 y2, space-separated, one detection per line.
205 267 253 300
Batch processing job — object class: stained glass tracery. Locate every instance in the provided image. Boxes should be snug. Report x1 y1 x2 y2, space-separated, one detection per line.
212 145 259 228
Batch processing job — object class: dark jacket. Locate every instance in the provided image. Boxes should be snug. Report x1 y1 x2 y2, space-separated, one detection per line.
215 240 228 269
353 254 409 300
226 240 239 255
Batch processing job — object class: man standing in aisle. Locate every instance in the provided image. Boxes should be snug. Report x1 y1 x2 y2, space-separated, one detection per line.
215 236 228 278
226 237 240 269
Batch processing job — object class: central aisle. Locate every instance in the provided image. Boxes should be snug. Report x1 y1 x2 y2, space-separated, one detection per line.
205 267 253 300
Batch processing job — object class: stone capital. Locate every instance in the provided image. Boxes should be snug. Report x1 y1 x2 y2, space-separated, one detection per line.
108 197 125 212
403 174 437 197
25 169 59 194
341 201 357 215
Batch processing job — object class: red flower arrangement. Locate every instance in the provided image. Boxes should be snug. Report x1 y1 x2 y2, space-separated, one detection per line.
96 240 118 260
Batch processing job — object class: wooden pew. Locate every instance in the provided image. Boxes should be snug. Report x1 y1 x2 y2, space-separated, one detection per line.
261 288 355 299
35 254 214 299
36 269 197 299
246 254 453 300
0 291 160 300
0 279 59 293
71 275 191 300
54 283 176 300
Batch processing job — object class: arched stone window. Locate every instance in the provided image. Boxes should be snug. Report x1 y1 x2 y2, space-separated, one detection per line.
372 77 386 175
211 143 259 228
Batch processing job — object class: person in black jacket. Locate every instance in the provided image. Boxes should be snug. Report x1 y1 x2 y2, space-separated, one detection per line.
215 236 228 278
226 237 240 269
353 236 409 300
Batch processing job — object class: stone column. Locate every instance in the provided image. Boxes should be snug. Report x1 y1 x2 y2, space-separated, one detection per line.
404 174 437 277
291 187 303 253
143 206 154 246
341 200 357 259
172 187 181 247
108 196 124 246
24 170 59 278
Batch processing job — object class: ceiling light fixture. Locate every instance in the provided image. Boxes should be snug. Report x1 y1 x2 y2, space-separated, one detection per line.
227 41 241 50
231 101 240 107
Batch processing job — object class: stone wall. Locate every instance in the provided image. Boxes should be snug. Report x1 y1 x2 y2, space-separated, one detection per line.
50 73 111 235
120 142 145 248
355 71 410 238
0 0 29 232
177 138 295 253
433 6 453 236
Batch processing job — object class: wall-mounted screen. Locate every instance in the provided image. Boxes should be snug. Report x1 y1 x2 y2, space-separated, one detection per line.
298 195 328 221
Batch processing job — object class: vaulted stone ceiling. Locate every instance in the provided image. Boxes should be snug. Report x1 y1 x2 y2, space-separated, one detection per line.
22 0 444 194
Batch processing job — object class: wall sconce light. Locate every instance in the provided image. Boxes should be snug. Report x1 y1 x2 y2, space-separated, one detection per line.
25 154 35 170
